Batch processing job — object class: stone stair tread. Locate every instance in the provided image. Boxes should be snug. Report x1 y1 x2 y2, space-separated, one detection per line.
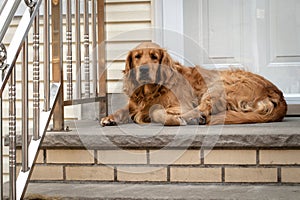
5 182 300 200
7 117 300 149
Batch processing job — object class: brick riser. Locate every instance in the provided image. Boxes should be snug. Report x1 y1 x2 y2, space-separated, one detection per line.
16 148 300 184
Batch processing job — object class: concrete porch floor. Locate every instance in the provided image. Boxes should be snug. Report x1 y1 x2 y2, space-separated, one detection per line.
38 117 300 149
4 182 300 200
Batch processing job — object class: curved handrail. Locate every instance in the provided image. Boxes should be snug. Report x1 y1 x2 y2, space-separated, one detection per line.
0 0 42 96
0 0 22 43
0 0 8 14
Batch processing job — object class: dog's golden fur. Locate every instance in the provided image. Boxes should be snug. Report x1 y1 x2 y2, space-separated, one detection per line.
101 42 287 126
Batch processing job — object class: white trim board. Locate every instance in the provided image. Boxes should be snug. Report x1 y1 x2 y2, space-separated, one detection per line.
152 0 184 63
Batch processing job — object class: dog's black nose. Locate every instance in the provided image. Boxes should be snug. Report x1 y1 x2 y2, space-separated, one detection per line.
139 65 149 75
139 65 150 82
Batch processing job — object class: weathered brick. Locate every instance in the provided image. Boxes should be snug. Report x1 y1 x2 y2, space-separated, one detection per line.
17 149 44 164
98 150 147 164
47 149 94 164
281 168 300 183
31 165 63 180
260 150 300 165
204 150 256 165
66 166 114 181
170 167 222 182
117 166 167 182
225 168 277 183
150 150 200 165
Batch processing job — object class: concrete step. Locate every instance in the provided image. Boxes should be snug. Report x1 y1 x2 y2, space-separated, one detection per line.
4 182 300 200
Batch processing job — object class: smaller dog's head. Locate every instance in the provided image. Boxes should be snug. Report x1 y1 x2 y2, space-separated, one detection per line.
123 42 175 87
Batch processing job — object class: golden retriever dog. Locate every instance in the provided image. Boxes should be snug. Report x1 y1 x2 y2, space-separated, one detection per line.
101 42 287 126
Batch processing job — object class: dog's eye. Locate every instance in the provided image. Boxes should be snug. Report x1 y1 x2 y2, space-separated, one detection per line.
150 54 158 60
135 54 141 59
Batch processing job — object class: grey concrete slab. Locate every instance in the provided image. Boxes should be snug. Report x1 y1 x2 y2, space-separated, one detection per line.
4 182 300 200
5 117 300 149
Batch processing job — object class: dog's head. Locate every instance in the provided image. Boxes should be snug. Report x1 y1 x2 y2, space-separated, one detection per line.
123 42 176 87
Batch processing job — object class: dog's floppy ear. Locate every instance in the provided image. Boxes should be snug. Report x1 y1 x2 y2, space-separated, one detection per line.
160 49 173 68
123 51 133 74
156 49 177 86
123 51 137 96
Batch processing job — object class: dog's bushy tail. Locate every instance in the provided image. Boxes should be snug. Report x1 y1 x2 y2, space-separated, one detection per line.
210 97 287 125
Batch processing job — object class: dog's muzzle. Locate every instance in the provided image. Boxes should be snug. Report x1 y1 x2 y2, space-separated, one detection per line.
139 65 150 82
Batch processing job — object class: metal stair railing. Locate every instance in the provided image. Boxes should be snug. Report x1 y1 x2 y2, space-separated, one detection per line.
1 0 106 199
61 0 107 121
45 0 107 131
0 0 107 200
0 0 60 199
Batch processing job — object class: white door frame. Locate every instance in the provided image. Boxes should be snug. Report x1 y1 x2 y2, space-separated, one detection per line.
152 0 184 63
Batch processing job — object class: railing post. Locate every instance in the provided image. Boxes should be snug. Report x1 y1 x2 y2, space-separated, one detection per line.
75 0 82 99
0 97 2 200
22 38 29 172
52 0 64 131
66 0 72 100
33 13 40 140
84 0 90 98
43 0 50 112
9 67 16 200
98 0 107 119
0 42 5 200
92 0 97 97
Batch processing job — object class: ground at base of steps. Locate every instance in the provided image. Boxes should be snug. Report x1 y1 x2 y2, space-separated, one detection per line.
4 182 300 200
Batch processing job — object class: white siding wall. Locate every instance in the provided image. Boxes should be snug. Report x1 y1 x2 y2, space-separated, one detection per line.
106 0 152 93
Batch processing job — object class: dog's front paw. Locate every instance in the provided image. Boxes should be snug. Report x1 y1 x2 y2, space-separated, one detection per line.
178 116 187 126
181 111 207 125
100 116 117 127
198 114 206 125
